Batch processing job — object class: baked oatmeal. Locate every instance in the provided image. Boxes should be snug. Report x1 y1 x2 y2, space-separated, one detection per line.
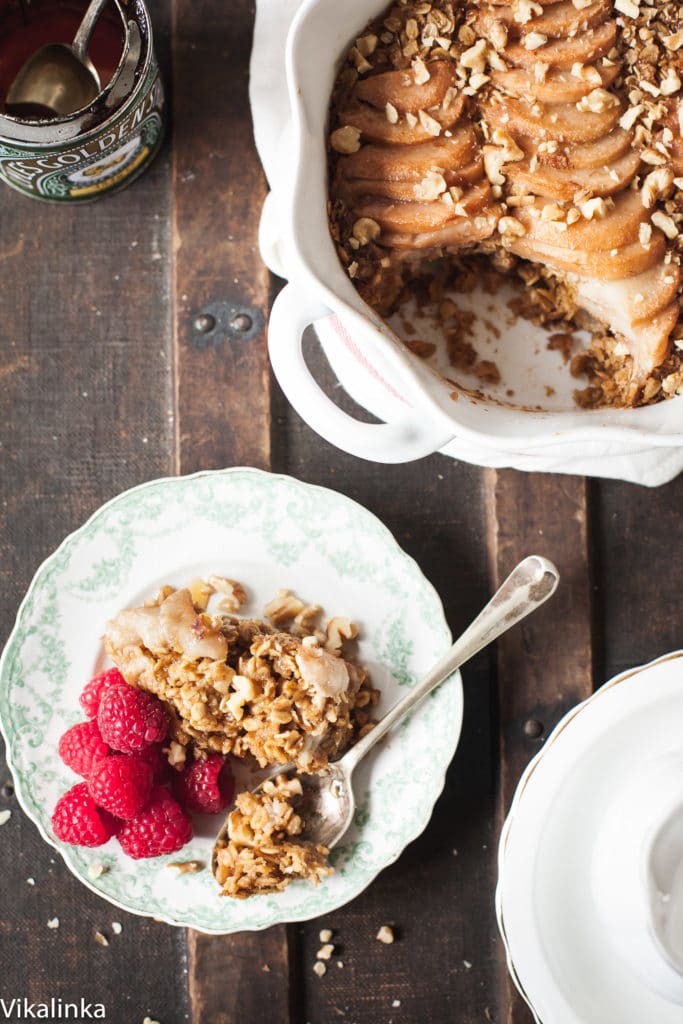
104 584 378 773
328 0 683 407
213 774 332 898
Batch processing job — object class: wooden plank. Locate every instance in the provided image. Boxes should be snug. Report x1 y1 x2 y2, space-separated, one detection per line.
595 476 683 679
170 1 287 1018
188 929 291 1024
0 17 187 1015
485 469 594 1024
172 0 271 474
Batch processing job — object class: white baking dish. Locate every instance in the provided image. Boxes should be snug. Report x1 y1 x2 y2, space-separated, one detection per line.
265 0 683 471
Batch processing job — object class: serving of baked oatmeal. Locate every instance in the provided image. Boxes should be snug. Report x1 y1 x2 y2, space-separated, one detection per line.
101 576 379 897
328 0 683 407
104 583 378 775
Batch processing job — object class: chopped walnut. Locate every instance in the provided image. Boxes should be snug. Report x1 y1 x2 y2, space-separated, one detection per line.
208 576 247 613
329 126 361 154
325 616 359 653
353 218 382 246
264 589 305 625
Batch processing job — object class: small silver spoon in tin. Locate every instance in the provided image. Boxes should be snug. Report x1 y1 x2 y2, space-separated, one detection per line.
6 0 111 118
212 554 559 870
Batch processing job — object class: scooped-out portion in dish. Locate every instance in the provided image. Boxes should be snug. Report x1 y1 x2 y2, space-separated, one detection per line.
103 579 379 897
328 0 683 408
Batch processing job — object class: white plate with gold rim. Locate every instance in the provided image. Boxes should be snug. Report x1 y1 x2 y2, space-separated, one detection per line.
497 651 683 1023
0 467 462 933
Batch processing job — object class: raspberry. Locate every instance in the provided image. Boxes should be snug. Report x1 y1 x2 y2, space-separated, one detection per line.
136 743 172 784
52 783 118 847
88 754 154 820
116 786 192 859
174 754 235 815
79 668 127 719
97 684 167 753
58 721 110 778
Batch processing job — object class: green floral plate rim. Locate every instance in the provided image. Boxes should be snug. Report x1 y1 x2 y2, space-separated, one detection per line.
0 467 463 933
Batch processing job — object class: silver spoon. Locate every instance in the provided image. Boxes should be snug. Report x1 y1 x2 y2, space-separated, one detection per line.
212 554 559 871
5 0 111 118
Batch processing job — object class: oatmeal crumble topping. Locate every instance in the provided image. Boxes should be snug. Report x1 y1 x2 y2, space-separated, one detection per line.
328 0 683 407
213 774 332 898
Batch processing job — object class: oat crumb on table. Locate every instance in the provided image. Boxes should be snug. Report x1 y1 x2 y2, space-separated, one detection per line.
111 921 122 935
46 918 59 929
94 932 109 947
319 928 333 943
0 809 11 825
313 961 327 978
376 925 394 944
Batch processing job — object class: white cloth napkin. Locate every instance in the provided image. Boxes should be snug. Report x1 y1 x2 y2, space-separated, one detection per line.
249 1 683 486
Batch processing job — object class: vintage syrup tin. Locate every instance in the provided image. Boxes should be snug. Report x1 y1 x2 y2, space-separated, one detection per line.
0 0 165 201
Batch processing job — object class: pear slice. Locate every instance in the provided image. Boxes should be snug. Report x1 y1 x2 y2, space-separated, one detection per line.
490 63 619 104
515 191 649 252
355 61 459 114
475 0 611 42
504 20 617 69
547 128 634 171
337 129 478 183
353 181 494 234
338 93 464 144
484 95 623 145
384 209 501 250
574 283 679 381
508 231 666 280
505 147 641 201
574 263 682 328
340 158 485 203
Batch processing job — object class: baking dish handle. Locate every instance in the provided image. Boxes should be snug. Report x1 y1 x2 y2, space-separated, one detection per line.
268 283 454 464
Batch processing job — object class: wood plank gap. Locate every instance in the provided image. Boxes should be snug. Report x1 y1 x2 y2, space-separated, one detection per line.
485 468 594 1024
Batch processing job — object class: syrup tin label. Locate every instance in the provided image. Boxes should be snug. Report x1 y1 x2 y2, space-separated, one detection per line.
0 59 164 201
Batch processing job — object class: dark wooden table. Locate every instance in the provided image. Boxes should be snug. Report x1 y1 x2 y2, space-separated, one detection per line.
1 2 682 1022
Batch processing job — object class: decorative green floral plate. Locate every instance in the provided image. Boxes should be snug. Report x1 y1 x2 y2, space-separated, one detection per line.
0 468 463 933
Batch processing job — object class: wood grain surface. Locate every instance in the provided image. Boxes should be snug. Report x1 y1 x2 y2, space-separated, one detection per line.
1 1 683 1023
485 470 593 1024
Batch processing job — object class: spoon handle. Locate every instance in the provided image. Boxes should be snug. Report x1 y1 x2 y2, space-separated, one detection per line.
72 0 111 62
341 554 559 773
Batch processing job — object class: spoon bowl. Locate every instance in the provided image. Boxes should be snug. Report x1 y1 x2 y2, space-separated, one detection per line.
212 554 560 877
6 44 100 118
5 0 110 118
